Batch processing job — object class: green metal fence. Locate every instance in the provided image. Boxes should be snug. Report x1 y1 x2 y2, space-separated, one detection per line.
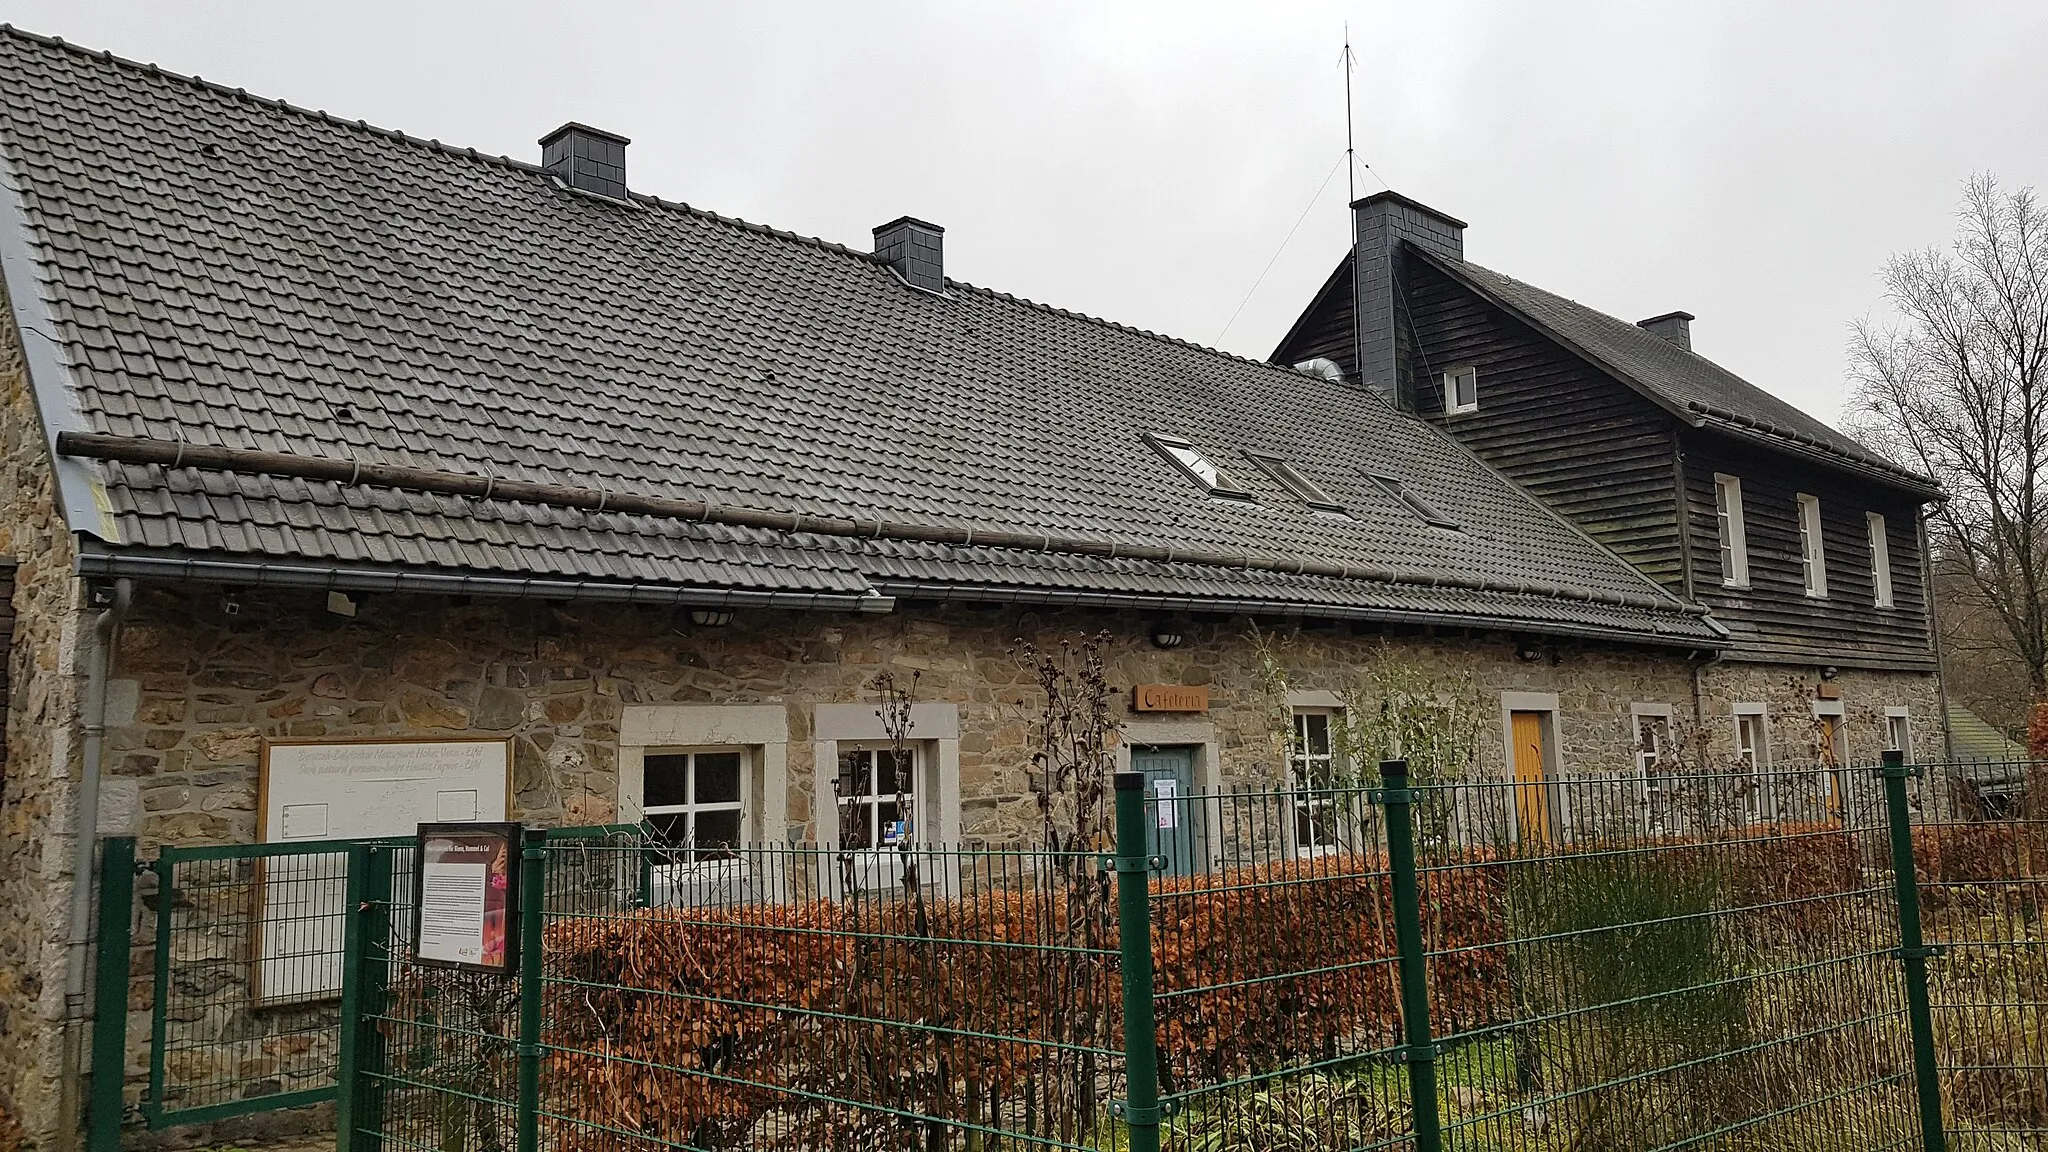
141 837 372 1127
1914 760 2048 1149
95 759 2046 1151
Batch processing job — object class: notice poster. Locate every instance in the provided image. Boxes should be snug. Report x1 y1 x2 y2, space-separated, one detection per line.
1153 778 1179 829
414 823 521 973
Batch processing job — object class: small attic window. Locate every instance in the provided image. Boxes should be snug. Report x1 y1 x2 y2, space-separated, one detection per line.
1366 472 1459 529
1247 454 1346 514
1147 434 1252 500
1443 366 1479 414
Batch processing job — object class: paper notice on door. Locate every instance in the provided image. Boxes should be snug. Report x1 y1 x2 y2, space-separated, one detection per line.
1153 778 1178 829
417 863 490 966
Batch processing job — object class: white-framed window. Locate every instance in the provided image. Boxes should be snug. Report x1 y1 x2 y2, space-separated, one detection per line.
643 748 749 859
1868 512 1895 608
1733 704 1769 820
1631 704 1674 800
1798 494 1828 598
1365 472 1460 530
1885 707 1912 760
835 744 921 849
1443 366 1479 414
1145 433 1253 500
1714 474 1749 588
1290 709 1340 855
1247 453 1346 514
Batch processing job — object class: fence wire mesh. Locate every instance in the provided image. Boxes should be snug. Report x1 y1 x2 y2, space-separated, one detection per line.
133 760 2045 1152
1416 770 1921 1152
1915 761 2048 1148
144 840 362 1126
356 834 1128 1151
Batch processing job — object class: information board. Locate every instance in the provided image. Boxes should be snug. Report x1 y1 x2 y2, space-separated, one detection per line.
414 823 522 973
257 738 512 1002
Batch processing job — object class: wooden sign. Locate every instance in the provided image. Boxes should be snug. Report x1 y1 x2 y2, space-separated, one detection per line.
1133 684 1209 713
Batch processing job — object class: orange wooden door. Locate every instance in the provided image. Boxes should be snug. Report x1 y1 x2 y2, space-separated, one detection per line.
1819 714 1844 819
1511 711 1553 843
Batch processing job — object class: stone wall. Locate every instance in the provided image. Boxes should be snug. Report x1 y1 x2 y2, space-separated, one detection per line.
102 588 1724 856
0 295 89 1142
1698 661 1945 768
99 587 1948 853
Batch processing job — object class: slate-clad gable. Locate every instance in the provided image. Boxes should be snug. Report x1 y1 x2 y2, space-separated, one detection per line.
0 26 1713 645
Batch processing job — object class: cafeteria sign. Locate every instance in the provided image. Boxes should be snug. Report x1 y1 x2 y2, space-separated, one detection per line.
1133 684 1209 713
414 823 522 974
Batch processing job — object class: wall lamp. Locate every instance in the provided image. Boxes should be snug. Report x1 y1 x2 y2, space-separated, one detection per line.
1149 626 1184 650
690 607 735 627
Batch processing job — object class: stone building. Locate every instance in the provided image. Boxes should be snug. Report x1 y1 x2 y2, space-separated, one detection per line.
0 27 1940 1143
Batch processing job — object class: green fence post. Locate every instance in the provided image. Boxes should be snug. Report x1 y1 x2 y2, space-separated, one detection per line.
336 843 394 1152
1879 749 1948 1152
1377 759 1445 1152
1112 771 1164 1152
87 836 136 1152
517 831 547 1152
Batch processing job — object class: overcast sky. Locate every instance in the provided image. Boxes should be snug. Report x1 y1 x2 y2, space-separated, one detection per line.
12 2 2048 426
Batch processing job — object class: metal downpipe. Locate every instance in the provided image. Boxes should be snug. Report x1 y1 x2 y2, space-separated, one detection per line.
57 577 131 1152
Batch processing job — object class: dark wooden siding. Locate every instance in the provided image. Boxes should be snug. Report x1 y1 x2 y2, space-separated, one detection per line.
1682 431 1934 667
1272 255 1358 379
1400 258 1686 590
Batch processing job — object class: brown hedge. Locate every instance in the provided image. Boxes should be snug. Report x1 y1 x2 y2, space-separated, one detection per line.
537 822 2044 1147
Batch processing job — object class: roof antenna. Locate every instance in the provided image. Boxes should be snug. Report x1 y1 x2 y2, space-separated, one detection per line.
1341 26 1357 207
1341 26 1367 393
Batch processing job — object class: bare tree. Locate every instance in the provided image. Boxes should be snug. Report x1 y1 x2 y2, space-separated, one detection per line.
1848 174 2048 697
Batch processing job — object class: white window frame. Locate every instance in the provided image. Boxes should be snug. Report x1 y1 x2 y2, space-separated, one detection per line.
1289 708 1342 856
1732 704 1770 821
1714 474 1749 588
1868 512 1895 608
1146 433 1253 500
835 742 925 850
1443 366 1479 414
1798 494 1828 598
641 746 753 858
1630 703 1675 806
1885 707 1912 760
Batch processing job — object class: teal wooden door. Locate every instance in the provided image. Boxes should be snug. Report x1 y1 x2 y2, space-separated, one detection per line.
1130 745 1202 875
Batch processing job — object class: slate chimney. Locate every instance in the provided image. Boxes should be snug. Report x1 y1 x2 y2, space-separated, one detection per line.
540 123 630 199
1352 191 1465 410
1638 311 1694 350
873 217 945 292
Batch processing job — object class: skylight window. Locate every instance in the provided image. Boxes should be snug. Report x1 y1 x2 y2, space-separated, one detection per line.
1146 434 1252 500
1366 472 1459 529
1247 454 1345 514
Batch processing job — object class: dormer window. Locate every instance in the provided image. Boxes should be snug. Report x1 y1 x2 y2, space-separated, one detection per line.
1247 454 1345 514
1366 472 1459 529
1146 434 1252 500
1443 366 1479 414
